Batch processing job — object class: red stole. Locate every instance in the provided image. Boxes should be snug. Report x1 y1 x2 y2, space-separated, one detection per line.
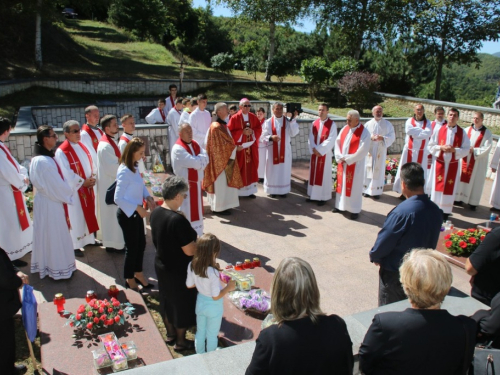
82 124 103 152
119 135 130 144
431 120 447 132
52 158 72 230
159 108 166 123
99 134 121 158
175 138 202 222
435 126 464 195
0 144 30 231
408 118 428 164
428 120 447 169
271 117 286 165
309 118 334 186
460 126 486 184
169 96 175 109
59 141 99 233
336 124 365 197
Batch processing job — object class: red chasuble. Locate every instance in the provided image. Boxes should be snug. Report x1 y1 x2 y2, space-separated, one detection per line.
309 118 334 186
0 144 30 231
52 158 72 230
271 117 287 165
59 140 99 233
336 124 365 197
435 126 464 195
460 126 486 184
99 134 121 158
227 111 262 186
175 138 202 221
82 124 103 152
408 117 428 164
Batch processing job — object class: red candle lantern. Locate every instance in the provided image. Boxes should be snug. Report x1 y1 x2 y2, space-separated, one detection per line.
252 257 261 268
86 290 97 303
243 259 253 269
234 261 243 271
54 293 66 314
108 285 119 299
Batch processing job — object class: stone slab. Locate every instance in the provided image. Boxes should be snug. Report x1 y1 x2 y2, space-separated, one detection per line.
39 290 173 375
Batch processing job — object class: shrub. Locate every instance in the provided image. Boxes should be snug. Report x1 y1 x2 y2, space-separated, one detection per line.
211 53 235 82
266 55 295 84
300 57 331 100
330 57 359 82
337 71 380 113
243 56 261 82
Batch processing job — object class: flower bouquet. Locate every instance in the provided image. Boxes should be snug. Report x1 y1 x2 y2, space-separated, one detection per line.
229 289 271 319
99 333 128 372
444 228 487 257
24 194 33 213
66 297 135 332
332 159 338 189
385 158 399 177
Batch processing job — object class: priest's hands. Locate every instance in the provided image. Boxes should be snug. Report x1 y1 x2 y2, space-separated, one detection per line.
440 145 456 153
83 177 96 188
270 135 281 142
237 146 244 152
312 148 321 157
243 128 253 136
338 157 346 164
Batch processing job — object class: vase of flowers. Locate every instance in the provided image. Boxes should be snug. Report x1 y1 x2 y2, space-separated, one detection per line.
332 159 338 190
385 158 399 184
66 297 135 332
444 228 487 257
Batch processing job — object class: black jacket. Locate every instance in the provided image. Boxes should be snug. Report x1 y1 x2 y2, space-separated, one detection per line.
0 247 22 321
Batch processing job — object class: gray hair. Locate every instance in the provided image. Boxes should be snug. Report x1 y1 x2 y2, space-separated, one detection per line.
272 102 284 110
63 120 80 133
347 110 360 119
84 105 99 115
162 175 188 200
178 122 191 135
214 102 227 114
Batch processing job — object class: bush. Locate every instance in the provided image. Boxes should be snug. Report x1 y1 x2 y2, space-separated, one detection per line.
330 57 359 82
266 55 294 84
337 71 380 113
211 53 235 81
300 57 331 100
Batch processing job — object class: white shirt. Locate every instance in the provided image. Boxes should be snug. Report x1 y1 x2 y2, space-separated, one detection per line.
186 263 221 298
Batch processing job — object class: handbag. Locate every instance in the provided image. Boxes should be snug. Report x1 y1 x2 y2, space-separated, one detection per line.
105 180 117 205
474 342 500 375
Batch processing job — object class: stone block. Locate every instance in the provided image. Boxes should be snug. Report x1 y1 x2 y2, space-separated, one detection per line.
17 147 24 160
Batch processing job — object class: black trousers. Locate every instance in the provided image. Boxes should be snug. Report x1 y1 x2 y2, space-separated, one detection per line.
378 268 406 307
0 316 16 375
117 208 146 279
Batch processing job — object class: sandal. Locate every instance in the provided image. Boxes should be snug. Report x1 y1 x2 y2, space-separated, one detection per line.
174 340 195 351
166 335 177 346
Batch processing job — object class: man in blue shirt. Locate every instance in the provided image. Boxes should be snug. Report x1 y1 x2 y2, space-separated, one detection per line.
370 162 442 306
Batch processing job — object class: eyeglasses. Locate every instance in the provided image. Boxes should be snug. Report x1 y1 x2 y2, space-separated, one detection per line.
243 105 252 108
68 129 80 134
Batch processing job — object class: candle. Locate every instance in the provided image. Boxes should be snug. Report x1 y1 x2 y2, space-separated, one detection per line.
86 290 97 303
54 293 65 314
243 259 252 269
234 261 243 271
252 257 261 267
108 285 119 299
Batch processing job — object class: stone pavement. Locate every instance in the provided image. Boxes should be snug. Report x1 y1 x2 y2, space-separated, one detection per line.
18 174 496 372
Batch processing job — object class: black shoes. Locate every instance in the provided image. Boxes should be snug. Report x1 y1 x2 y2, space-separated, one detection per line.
213 210 231 216
350 213 359 220
317 201 325 206
12 259 28 267
74 249 84 258
106 247 126 253
134 277 154 288
373 195 380 200
332 207 341 213
469 205 477 211
248 194 257 199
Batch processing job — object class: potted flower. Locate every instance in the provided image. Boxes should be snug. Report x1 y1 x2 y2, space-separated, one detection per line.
444 228 487 257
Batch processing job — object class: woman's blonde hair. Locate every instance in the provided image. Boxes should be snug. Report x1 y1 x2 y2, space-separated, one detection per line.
120 137 144 173
399 249 452 309
271 257 324 324
191 233 220 278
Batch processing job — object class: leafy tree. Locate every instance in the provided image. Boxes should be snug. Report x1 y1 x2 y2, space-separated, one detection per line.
267 55 295 84
337 71 379 113
211 52 235 82
411 0 500 100
217 0 313 81
330 56 358 82
300 57 331 99
108 0 168 42
242 55 261 83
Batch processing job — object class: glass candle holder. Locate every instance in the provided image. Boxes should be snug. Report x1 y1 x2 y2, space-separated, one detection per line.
243 259 253 269
108 285 119 299
252 257 261 267
86 290 97 303
54 293 65 314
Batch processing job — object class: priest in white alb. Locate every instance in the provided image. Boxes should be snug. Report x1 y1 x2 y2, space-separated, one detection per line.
332 110 371 220
306 103 337 206
81 105 104 154
427 108 470 220
393 104 431 195
172 123 208 234
455 111 492 210
30 126 76 280
363 105 395 199
165 84 178 113
261 102 299 197
167 97 184 156
55 120 98 257
190 94 212 147
0 117 33 266
96 115 126 252
203 103 243 215
489 141 500 212
145 99 168 124
256 107 267 182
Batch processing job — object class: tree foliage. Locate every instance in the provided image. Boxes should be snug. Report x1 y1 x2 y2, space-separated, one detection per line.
243 56 261 82
211 52 235 81
300 57 331 99
267 55 295 83
337 71 380 112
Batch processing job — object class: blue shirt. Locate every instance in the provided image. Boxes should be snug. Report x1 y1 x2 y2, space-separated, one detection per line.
369 194 442 272
114 164 150 217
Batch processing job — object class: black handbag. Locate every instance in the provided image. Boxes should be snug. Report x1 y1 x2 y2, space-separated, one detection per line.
474 342 499 375
105 180 117 205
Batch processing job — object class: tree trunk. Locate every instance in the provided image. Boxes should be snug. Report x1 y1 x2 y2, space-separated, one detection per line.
353 0 368 60
35 0 42 70
265 21 276 82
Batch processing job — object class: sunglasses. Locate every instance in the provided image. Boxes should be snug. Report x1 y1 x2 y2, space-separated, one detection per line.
68 129 80 134
243 105 252 108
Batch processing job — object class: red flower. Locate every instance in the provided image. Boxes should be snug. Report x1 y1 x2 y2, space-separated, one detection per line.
70 322 74 327
106 319 114 326
459 241 467 248
118 310 123 316
445 241 453 248
93 317 99 324
87 323 93 330
468 228 476 232
87 311 93 317
100 314 107 321
75 314 81 320
112 300 120 307
108 308 113 313
77 305 85 314
457 231 465 236
481 235 486 241
98 307 104 314
444 234 451 240
468 237 477 244
114 316 120 323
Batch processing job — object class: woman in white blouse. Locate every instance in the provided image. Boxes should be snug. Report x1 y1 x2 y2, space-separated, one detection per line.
115 137 155 291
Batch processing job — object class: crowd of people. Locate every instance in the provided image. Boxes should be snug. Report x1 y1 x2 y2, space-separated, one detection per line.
2 90 500 374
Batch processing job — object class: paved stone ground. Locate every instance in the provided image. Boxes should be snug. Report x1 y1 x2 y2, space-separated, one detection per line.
24 178 494 318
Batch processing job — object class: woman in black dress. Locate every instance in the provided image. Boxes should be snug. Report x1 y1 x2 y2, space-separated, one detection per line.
150 176 197 351
246 257 353 375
